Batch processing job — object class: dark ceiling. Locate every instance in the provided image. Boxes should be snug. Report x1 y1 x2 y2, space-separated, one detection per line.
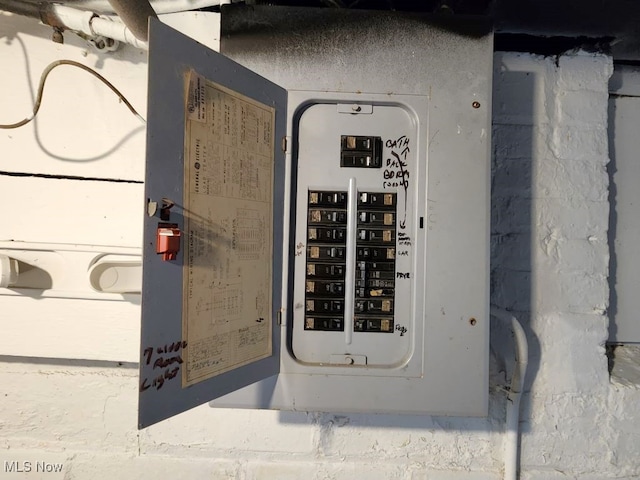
9 0 640 59
238 0 640 60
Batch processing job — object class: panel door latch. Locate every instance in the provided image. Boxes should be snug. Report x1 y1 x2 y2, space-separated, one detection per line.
156 224 181 261
329 354 367 366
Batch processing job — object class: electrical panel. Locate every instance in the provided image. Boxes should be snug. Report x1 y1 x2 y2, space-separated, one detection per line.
139 10 492 428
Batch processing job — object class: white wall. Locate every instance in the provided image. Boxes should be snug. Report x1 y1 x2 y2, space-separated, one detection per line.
0 12 638 480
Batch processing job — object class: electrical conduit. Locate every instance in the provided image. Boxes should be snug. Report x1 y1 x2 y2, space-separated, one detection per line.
491 306 529 480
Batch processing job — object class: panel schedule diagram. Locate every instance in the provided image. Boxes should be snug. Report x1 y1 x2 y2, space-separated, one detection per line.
182 71 275 387
140 13 492 427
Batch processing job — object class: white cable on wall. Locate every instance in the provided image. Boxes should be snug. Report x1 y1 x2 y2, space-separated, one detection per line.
491 306 529 480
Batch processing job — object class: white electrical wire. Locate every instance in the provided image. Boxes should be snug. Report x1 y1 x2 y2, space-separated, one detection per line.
491 306 529 480
0 59 145 129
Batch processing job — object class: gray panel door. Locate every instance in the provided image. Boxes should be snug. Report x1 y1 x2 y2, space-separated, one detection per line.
609 65 640 344
139 18 287 428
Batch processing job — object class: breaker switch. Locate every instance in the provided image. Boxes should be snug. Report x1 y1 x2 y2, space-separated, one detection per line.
307 263 345 278
306 280 345 296
308 227 347 243
354 317 394 333
359 211 395 226
357 228 395 244
306 299 344 314
355 298 394 314
340 135 382 168
309 191 348 207
156 224 181 261
309 209 348 224
359 192 396 208
341 153 381 168
308 246 346 261
343 135 374 150
305 317 344 331
357 246 395 260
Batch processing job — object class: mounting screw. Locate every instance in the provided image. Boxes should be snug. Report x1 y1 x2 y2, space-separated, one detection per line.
352 104 362 112
472 101 481 109
469 317 477 326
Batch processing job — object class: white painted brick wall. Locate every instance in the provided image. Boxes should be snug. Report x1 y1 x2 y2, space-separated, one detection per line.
1 14 639 480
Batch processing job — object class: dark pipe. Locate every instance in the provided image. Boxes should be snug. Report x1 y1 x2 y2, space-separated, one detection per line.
106 0 157 41
0 0 42 19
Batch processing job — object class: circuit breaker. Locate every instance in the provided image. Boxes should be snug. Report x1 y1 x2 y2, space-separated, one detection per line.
139 8 493 428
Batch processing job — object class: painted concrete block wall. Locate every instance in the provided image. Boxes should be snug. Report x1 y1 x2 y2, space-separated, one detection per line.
1 12 639 480
492 52 640 479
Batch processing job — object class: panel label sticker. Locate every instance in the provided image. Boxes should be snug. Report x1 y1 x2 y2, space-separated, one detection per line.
182 71 275 387
186 70 206 123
